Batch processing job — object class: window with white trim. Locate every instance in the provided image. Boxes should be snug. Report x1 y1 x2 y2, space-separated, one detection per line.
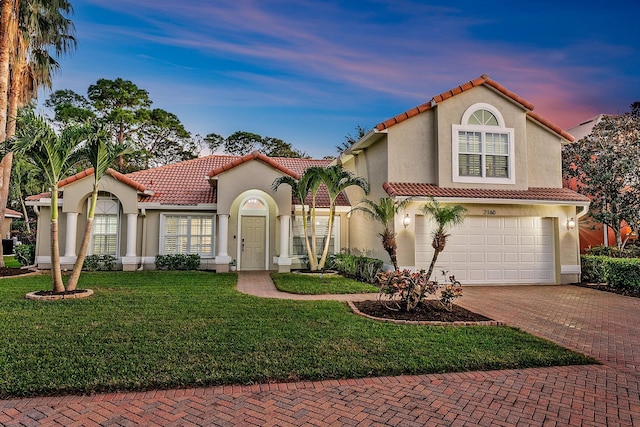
161 215 214 257
452 103 515 184
91 199 119 256
291 216 340 258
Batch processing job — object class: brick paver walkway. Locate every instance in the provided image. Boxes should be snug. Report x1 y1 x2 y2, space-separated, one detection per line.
2 273 639 426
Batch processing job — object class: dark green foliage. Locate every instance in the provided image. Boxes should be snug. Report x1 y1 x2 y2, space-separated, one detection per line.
580 255 609 283
332 253 383 282
204 131 308 158
604 258 640 291
0 271 593 398
155 254 201 270
581 255 640 290
14 244 34 267
584 244 640 258
82 255 116 271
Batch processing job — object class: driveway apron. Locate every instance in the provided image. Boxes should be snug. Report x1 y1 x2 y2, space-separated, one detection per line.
1 273 639 426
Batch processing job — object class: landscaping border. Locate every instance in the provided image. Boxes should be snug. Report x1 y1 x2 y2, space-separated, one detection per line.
347 301 506 326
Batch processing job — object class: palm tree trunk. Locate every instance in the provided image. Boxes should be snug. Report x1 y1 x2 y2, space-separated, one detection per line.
6 57 23 139
66 189 98 291
19 194 30 233
301 206 317 271
382 230 399 271
0 0 16 143
50 187 65 292
419 249 441 301
318 205 335 269
0 152 12 267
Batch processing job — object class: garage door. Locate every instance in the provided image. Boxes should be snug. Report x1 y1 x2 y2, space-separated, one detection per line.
415 216 555 284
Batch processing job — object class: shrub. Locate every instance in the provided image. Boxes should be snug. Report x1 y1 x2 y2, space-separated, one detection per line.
14 244 35 267
580 255 609 283
585 245 640 258
83 255 116 271
605 258 640 291
155 254 201 270
581 255 640 291
332 253 383 283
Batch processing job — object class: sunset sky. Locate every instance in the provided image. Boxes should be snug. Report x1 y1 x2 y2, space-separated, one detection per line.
48 0 640 158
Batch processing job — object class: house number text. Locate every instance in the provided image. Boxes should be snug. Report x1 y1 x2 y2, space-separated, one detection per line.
483 210 497 215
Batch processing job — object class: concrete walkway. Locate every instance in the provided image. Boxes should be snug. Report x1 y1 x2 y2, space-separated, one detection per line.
2 273 639 426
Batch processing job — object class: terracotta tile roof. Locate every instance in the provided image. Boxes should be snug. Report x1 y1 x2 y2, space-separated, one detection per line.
26 154 349 207
375 74 573 142
5 208 22 218
383 182 590 203
208 151 301 179
128 154 343 206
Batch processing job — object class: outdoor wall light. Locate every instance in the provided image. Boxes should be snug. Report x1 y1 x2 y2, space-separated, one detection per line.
403 214 411 228
566 217 576 231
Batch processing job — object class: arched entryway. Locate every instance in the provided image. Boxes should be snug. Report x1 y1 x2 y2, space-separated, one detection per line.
237 196 269 270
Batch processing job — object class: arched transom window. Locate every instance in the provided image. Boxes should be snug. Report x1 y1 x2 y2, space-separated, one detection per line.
452 103 515 184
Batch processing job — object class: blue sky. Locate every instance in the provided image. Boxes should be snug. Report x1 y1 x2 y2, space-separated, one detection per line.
46 0 640 158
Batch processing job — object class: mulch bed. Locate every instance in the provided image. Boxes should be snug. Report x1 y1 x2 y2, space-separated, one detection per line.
32 289 91 297
353 299 493 322
0 267 32 277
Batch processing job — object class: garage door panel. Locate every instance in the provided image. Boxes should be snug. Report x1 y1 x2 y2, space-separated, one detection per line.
503 252 518 263
504 235 518 245
486 252 501 263
416 216 554 284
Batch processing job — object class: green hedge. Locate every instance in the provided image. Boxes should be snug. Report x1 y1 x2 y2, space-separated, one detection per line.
155 254 201 270
331 253 383 283
581 255 640 291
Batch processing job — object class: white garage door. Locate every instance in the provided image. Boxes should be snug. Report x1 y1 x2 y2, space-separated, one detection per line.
415 216 555 284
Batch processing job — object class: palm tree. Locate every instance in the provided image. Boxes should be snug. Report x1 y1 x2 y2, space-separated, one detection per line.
351 197 411 271
0 0 76 266
7 0 76 138
13 110 85 292
65 124 129 291
420 197 467 297
317 165 369 270
272 168 323 270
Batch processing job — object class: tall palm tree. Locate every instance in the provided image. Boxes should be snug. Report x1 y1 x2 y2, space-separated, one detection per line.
317 165 369 270
272 168 323 270
65 124 128 291
7 0 76 138
420 197 467 297
13 110 85 292
351 197 411 271
0 0 76 265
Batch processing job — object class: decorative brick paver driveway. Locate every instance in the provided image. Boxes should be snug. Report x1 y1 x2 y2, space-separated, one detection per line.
2 274 639 426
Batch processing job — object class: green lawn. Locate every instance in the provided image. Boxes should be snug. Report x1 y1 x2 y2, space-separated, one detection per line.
271 272 378 294
3 255 21 268
0 271 594 398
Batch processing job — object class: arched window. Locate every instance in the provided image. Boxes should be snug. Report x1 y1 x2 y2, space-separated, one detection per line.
452 103 515 184
91 198 119 256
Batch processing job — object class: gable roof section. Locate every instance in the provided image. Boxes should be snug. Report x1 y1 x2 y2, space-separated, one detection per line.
207 151 301 179
383 182 590 203
374 74 574 142
26 168 153 201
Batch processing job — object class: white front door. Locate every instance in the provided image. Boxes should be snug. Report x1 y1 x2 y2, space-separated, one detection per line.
241 216 266 270
416 216 555 284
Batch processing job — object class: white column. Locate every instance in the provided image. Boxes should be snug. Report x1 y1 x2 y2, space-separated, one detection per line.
125 213 137 257
215 215 231 268
277 215 292 272
279 215 290 258
64 212 78 257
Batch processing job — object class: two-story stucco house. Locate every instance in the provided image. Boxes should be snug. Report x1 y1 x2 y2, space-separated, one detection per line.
26 75 589 284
